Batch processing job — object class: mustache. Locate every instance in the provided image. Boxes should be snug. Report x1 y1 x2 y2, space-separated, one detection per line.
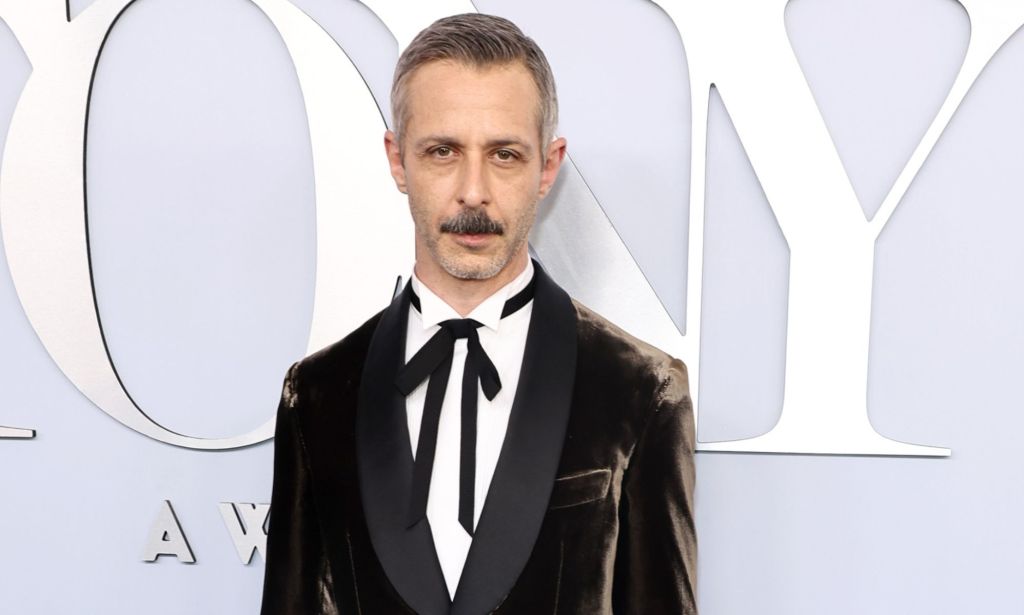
439 209 504 235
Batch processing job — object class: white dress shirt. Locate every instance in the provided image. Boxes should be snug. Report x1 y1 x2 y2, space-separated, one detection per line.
405 260 534 599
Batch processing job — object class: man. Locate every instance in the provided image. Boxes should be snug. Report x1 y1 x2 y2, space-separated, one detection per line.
261 13 696 615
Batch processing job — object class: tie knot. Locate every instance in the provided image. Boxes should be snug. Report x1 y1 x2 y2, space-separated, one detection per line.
440 318 483 340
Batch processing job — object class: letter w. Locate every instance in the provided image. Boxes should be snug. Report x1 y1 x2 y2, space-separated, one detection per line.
219 502 270 565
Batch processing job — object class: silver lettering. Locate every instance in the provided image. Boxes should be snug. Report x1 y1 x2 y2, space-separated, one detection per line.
0 425 35 438
218 502 270 565
645 0 1022 455
0 0 276 449
141 500 196 564
249 0 415 354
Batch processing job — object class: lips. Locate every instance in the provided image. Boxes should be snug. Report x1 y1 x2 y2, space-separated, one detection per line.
449 232 495 249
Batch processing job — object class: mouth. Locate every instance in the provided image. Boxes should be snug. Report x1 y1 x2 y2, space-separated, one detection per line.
448 232 497 249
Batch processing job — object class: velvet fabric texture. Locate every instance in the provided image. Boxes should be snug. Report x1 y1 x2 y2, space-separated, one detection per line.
261 267 697 614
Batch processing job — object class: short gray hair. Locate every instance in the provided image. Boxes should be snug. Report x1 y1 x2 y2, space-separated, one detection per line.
390 13 559 149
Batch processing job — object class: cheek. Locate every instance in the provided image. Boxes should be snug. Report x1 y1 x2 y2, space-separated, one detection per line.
407 185 453 234
406 172 452 207
409 196 438 227
500 175 543 210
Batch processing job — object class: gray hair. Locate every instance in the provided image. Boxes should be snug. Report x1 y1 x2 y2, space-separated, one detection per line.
390 13 559 150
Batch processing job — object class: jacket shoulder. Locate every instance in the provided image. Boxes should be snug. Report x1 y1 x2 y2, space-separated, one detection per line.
286 310 385 406
572 300 689 409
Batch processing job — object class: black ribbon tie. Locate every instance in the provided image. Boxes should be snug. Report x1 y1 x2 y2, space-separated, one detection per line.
395 275 536 536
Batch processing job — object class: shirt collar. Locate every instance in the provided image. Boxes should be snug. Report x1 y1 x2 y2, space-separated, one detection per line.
410 259 535 332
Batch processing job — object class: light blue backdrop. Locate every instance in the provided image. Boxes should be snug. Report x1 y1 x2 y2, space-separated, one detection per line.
1 0 1018 613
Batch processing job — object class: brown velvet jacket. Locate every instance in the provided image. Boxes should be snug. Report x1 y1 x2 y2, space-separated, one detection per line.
260 265 697 614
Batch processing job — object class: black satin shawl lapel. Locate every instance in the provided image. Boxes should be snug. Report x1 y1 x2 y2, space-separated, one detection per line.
451 264 579 615
356 285 450 615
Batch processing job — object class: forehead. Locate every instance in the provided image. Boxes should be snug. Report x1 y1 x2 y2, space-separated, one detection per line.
402 60 542 141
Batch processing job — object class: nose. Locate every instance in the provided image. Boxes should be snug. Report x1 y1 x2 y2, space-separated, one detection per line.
457 154 492 207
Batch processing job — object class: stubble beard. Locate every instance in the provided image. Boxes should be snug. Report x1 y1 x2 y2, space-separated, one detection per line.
413 200 537 281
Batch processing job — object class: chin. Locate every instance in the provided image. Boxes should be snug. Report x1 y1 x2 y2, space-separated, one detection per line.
439 252 508 281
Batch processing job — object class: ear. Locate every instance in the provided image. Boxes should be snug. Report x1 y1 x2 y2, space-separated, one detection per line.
384 130 408 194
537 136 567 199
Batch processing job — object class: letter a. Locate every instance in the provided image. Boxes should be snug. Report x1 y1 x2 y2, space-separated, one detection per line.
141 501 195 564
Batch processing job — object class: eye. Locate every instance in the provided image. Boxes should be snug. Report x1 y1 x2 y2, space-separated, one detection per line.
432 145 454 158
494 149 518 162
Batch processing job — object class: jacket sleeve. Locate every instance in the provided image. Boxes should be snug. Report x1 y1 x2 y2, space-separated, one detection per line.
612 358 698 614
261 363 339 615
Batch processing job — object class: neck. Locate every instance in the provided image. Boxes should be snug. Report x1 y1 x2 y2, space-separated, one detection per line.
415 252 529 317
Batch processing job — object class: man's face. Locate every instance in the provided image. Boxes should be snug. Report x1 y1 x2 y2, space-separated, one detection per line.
385 60 565 283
